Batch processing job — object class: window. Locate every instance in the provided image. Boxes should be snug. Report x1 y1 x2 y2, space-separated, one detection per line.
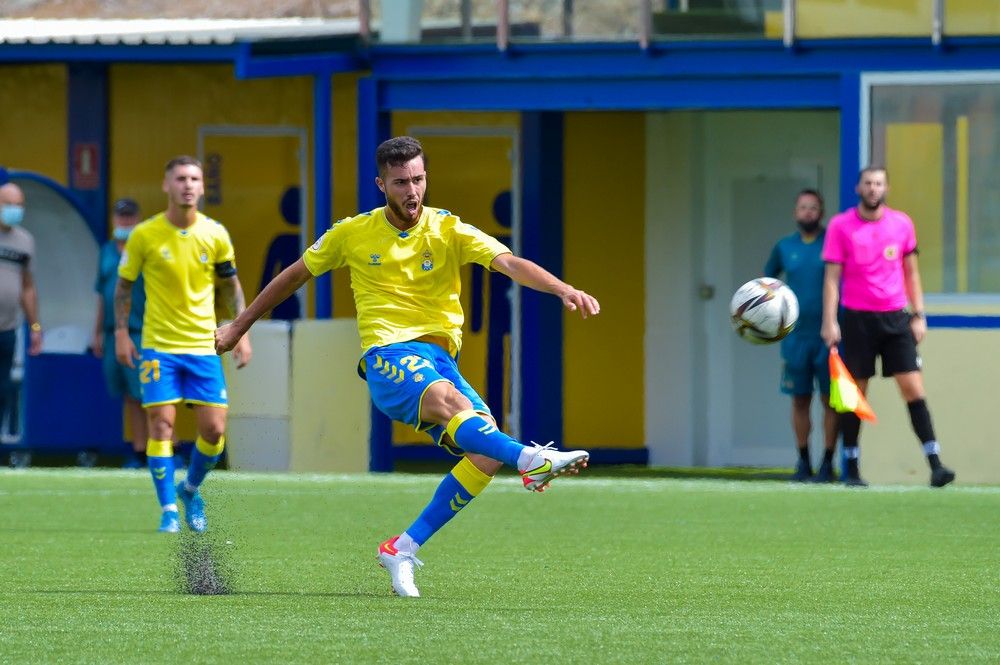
866 75 1000 294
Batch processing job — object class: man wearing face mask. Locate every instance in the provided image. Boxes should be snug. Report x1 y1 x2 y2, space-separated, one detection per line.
765 189 838 483
93 198 147 468
0 182 41 453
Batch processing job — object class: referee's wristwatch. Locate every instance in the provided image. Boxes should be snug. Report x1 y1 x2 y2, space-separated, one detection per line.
29 322 41 332
911 310 926 320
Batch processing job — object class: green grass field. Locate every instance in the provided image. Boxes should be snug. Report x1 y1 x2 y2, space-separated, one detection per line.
1 469 998 664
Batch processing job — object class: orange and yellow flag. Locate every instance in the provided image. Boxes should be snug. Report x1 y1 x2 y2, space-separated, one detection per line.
828 347 877 422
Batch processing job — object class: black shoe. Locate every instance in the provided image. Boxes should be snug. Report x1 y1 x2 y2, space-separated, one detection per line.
812 460 837 483
930 466 956 488
842 470 868 487
790 459 813 482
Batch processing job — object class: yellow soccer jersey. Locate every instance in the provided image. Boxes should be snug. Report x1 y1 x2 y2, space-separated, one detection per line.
118 212 236 354
303 206 511 355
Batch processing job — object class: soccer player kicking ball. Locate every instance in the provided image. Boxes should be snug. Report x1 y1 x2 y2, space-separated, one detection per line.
116 156 252 533
215 136 600 597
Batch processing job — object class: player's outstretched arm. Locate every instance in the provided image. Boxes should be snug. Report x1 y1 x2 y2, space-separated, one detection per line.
491 253 600 318
215 258 313 354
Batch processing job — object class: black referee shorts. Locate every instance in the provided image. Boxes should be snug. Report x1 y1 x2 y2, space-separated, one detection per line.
838 308 920 380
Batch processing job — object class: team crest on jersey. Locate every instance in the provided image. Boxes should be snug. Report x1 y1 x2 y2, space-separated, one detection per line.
413 373 424 383
884 245 899 260
199 251 208 264
160 247 172 260
369 253 382 266
421 250 433 271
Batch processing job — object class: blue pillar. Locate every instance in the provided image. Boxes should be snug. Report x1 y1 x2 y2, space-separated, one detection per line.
839 71 862 212
359 76 394 472
67 63 109 242
519 112 564 443
313 73 333 319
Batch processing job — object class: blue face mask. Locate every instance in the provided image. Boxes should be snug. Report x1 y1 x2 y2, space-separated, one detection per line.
112 226 132 241
1 205 24 227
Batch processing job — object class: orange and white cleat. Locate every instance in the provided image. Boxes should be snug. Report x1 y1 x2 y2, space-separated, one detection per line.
519 441 589 492
377 536 423 597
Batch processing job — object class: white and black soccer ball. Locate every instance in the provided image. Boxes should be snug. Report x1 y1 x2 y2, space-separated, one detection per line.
729 277 799 345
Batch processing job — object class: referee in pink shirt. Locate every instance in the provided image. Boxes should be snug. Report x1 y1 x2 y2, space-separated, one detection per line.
821 166 955 488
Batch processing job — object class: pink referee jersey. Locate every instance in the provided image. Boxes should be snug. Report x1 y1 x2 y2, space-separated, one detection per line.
822 206 917 312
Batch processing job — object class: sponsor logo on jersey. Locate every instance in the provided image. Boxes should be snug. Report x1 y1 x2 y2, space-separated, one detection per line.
421 250 433 271
369 253 382 266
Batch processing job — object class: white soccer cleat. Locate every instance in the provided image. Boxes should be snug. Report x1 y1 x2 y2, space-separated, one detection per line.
520 441 589 492
377 536 423 598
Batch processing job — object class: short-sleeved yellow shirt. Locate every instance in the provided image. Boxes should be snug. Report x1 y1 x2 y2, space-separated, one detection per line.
118 212 236 354
304 206 511 355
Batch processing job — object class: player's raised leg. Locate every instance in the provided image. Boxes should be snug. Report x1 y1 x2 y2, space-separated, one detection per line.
423 378 589 492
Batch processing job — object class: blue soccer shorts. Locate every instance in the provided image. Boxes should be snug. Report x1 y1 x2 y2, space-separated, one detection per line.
139 348 228 408
102 331 143 401
780 334 831 396
362 340 491 455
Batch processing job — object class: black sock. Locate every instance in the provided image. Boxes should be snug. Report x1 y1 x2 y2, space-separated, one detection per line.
907 398 936 444
797 446 810 467
840 412 861 447
822 448 834 465
927 453 942 470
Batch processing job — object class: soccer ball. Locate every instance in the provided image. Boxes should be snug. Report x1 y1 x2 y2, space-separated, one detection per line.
729 278 799 345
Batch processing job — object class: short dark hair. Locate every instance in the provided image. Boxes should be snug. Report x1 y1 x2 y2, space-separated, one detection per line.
165 155 202 173
796 188 824 213
376 136 424 177
112 198 140 216
858 165 888 183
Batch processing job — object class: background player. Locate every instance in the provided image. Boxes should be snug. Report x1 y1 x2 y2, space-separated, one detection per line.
764 189 838 482
215 136 600 597
821 166 955 488
116 156 252 532
93 198 148 468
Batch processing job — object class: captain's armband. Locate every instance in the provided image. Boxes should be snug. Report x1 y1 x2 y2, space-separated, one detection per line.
215 261 237 278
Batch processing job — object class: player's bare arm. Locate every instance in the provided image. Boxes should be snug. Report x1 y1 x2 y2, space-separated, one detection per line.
113 277 140 368
215 258 312 355
903 253 927 344
490 253 600 318
215 274 247 320
20 266 42 356
216 275 253 368
821 262 842 348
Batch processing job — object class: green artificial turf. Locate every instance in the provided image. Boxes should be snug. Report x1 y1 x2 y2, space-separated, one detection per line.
0 469 997 664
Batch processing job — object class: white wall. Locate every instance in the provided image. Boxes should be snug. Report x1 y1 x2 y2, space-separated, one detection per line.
645 110 840 467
